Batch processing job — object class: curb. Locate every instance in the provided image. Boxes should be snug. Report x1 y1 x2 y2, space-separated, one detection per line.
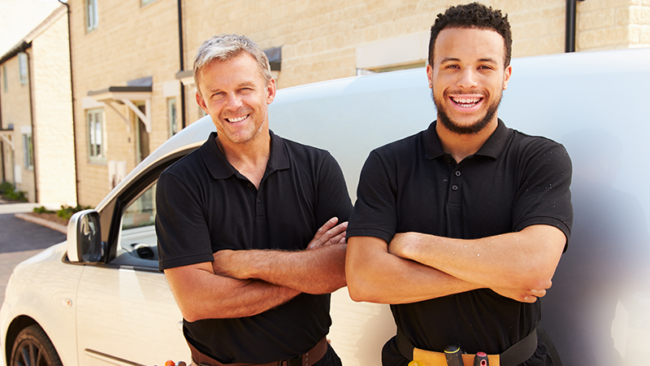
14 213 67 234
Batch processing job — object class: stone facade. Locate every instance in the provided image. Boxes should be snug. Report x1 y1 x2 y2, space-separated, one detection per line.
0 53 34 201
67 0 649 206
0 6 76 206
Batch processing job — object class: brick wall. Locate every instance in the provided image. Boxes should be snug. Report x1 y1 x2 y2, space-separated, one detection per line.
578 0 650 50
0 53 35 201
31 11 77 206
69 0 180 206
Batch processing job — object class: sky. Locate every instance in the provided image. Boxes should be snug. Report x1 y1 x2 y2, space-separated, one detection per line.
0 0 63 56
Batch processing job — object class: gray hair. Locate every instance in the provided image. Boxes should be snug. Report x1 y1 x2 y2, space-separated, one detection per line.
193 34 272 92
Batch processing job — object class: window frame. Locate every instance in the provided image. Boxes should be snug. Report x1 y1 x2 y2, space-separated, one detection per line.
2 64 7 92
168 97 178 137
18 53 28 86
85 0 98 32
22 133 34 169
87 108 106 163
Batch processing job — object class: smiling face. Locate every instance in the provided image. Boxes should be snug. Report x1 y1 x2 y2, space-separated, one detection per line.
427 27 511 135
195 51 276 148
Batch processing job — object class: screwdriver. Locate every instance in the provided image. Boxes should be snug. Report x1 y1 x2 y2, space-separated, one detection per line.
473 352 489 366
444 345 463 366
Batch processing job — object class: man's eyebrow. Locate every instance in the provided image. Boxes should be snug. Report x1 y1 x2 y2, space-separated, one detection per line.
440 57 499 64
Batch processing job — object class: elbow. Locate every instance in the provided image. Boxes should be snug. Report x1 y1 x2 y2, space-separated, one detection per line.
179 307 202 323
346 274 378 302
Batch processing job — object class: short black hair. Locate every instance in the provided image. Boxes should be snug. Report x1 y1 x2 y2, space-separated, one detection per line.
428 2 512 67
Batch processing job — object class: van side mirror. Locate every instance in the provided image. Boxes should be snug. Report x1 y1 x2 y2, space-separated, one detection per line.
67 209 105 263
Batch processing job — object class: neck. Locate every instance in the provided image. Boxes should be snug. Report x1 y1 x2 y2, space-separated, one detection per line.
217 128 271 188
436 118 498 163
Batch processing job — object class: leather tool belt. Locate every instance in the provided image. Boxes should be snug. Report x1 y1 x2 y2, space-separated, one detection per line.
396 328 538 366
188 337 328 366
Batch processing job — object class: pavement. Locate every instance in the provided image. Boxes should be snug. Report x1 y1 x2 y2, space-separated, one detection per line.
0 200 67 306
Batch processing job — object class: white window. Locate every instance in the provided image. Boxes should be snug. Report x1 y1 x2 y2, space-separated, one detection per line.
87 109 105 162
168 98 179 137
18 53 28 86
141 0 158 6
22 133 34 169
86 0 98 32
2 64 7 92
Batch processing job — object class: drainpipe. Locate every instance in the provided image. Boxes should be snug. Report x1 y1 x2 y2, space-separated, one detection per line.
566 0 585 52
58 0 80 205
0 75 4 183
25 49 38 203
177 0 186 129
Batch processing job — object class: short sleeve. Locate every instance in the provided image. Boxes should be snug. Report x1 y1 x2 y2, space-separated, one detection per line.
347 150 397 244
313 153 353 226
155 170 214 271
512 140 573 246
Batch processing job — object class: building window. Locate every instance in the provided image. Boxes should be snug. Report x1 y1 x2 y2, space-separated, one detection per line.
87 109 105 162
168 98 179 137
18 53 28 86
86 0 98 32
2 65 7 92
141 0 158 6
23 133 34 169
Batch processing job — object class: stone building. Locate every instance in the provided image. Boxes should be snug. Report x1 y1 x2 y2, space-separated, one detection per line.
0 4 76 205
65 0 650 206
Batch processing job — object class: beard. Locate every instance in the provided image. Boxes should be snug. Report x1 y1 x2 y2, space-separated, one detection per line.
433 90 502 135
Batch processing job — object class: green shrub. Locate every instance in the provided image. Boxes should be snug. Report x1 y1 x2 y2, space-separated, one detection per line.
56 204 93 220
1 183 27 202
0 181 13 194
33 206 55 214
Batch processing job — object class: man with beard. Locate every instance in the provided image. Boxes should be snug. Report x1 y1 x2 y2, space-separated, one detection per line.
346 3 573 366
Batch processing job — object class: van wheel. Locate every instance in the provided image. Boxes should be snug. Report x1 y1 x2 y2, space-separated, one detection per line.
10 325 62 366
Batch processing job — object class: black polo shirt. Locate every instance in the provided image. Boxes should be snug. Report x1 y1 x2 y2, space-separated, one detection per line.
156 131 352 364
347 120 572 363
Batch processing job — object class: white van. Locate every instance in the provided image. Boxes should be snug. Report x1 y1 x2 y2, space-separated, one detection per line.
1 47 649 366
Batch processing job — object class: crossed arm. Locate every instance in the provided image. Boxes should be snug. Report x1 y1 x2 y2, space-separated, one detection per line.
346 224 566 305
165 217 348 322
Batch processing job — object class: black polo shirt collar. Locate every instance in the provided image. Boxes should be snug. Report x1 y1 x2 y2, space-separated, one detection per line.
423 119 511 161
199 130 290 180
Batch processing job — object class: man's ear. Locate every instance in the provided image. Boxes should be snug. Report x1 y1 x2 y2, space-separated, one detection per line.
266 77 277 105
196 92 208 113
503 64 512 90
426 64 434 89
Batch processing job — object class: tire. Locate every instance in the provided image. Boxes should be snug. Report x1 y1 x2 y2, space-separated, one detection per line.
10 325 62 366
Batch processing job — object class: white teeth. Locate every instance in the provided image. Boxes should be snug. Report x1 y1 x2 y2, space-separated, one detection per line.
227 115 248 123
452 97 481 107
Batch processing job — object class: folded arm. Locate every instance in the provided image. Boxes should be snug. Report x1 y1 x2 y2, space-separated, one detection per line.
389 225 566 302
165 262 299 322
212 217 348 294
346 236 481 304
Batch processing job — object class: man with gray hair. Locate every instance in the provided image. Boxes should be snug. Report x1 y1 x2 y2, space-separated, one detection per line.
156 34 351 366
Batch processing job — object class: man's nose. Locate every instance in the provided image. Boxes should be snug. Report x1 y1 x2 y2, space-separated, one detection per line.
457 68 478 89
225 93 243 110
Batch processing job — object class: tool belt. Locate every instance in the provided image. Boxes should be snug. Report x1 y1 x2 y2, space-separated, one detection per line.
396 328 538 366
188 337 328 366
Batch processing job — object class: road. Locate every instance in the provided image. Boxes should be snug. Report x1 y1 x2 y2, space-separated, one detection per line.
0 202 66 305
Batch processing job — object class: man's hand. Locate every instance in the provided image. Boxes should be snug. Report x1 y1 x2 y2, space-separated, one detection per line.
388 232 416 258
307 217 348 250
491 283 551 303
213 250 248 279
